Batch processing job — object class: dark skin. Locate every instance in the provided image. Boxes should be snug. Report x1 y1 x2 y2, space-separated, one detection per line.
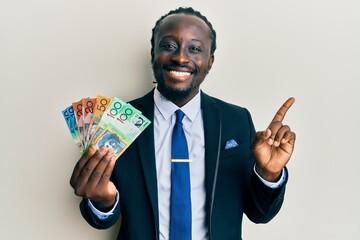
70 14 296 210
70 146 117 210
253 97 296 181
151 14 214 107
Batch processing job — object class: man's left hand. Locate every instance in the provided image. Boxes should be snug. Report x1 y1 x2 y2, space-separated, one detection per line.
253 97 296 182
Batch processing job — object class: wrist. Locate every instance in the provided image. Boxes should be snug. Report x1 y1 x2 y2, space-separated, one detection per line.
255 164 282 182
91 193 117 212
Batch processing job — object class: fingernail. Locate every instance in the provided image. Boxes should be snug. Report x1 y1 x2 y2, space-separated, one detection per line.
89 145 96 152
267 138 273 145
99 147 107 154
274 141 279 146
107 149 114 156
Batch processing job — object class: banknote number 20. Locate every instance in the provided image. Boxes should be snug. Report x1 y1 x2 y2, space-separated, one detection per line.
84 100 94 113
76 103 82 118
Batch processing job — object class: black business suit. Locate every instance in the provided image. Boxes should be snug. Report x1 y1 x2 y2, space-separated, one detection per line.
80 89 287 240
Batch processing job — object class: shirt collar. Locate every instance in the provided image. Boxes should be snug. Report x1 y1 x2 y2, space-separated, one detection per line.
154 88 201 122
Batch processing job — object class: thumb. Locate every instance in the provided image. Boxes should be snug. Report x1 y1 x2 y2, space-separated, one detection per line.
256 129 271 141
254 129 273 146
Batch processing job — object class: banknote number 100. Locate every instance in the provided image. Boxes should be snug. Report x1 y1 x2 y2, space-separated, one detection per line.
117 108 133 123
107 102 123 119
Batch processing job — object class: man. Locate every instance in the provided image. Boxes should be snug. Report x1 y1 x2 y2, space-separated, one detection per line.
70 7 296 240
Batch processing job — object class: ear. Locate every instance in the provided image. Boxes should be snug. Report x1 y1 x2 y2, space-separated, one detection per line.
151 48 154 63
207 55 215 73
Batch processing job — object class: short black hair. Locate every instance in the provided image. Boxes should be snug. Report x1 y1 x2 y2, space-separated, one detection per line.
151 7 217 58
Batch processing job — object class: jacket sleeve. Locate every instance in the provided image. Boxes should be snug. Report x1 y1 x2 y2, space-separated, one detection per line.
243 108 288 224
79 196 121 229
245 167 288 223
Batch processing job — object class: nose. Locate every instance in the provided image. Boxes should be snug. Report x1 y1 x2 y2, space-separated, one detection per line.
171 47 189 64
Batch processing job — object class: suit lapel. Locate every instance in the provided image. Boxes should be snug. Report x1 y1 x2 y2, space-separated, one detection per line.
201 92 221 220
132 89 160 232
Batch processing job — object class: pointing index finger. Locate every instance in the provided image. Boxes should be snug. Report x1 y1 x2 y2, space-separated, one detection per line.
271 97 295 123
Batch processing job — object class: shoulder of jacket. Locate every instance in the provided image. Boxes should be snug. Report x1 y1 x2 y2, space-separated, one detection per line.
201 91 249 114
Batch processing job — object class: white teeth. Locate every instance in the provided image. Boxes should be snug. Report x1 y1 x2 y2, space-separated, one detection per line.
169 70 191 77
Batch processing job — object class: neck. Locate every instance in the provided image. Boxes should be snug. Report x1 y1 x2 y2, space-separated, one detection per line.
157 87 199 108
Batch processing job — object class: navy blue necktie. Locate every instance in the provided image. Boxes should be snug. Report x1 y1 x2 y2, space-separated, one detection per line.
170 110 191 240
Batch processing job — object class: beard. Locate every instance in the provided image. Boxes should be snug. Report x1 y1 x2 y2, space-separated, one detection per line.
151 61 200 103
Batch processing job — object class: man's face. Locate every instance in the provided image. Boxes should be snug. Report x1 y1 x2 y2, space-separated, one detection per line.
152 14 214 106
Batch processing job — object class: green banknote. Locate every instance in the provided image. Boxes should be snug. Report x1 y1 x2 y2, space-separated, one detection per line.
89 97 127 146
90 99 151 159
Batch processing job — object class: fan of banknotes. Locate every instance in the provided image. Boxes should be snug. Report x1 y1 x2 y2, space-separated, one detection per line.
62 96 151 159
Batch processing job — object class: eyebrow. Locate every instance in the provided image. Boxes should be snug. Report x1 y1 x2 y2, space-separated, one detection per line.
159 35 205 45
190 39 204 44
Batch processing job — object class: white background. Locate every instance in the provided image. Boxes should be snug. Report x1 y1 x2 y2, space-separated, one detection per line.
1 0 359 239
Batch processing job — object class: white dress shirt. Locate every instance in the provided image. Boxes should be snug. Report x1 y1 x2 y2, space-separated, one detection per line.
153 88 207 239
88 88 286 240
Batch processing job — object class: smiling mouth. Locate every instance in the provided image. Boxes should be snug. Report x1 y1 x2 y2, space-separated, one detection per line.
168 70 192 77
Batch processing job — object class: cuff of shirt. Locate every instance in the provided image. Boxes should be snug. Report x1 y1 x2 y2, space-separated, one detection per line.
253 164 286 189
87 190 119 220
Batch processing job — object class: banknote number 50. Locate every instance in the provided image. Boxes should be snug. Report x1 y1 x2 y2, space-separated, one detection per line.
97 98 108 112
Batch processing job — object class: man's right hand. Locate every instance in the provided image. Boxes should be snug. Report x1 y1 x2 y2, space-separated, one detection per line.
70 146 117 211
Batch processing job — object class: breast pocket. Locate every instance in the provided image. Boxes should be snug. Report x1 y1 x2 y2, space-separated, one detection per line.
220 142 251 159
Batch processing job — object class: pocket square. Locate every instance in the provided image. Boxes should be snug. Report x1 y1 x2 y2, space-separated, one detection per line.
224 139 238 150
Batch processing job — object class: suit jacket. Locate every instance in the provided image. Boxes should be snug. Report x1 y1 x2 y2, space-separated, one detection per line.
80 89 287 240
